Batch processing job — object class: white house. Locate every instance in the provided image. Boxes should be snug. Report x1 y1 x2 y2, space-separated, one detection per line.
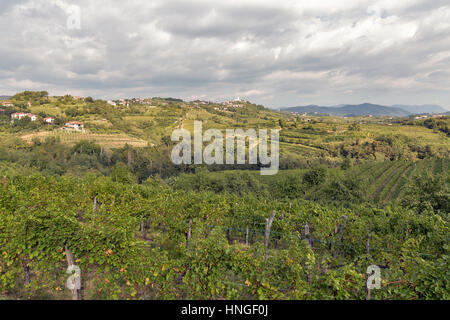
1 101 14 107
65 121 84 130
43 117 55 124
11 112 26 120
11 113 37 121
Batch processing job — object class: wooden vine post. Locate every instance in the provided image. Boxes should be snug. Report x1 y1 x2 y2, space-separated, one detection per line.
65 246 82 300
92 195 98 217
330 215 347 257
227 227 232 243
186 218 192 248
245 225 249 246
304 223 312 249
2 176 6 190
127 150 133 167
140 220 146 239
304 223 313 283
366 232 372 300
264 210 276 261
22 262 30 284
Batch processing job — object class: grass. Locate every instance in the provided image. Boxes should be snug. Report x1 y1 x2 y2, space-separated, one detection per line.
20 130 149 149
433 158 443 174
123 115 155 121
29 105 64 116
364 124 448 148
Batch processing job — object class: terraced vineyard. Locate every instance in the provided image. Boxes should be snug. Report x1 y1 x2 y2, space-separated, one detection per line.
20 130 150 148
359 159 448 205
365 161 404 201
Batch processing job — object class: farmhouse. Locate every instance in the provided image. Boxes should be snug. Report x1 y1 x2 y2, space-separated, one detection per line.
43 117 55 124
1 101 14 107
11 112 27 120
65 121 84 130
11 113 38 121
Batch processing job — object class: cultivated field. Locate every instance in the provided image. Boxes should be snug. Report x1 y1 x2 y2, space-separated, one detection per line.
20 130 149 148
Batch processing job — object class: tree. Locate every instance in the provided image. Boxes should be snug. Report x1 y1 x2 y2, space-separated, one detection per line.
348 122 361 131
401 171 449 218
110 162 136 184
303 167 327 187
341 158 352 170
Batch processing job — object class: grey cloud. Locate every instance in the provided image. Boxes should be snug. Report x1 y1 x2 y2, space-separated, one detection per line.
0 0 449 108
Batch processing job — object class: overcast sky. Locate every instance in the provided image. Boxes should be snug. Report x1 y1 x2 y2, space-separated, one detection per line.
0 0 449 108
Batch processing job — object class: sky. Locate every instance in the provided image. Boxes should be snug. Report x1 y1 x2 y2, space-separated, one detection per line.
0 0 449 109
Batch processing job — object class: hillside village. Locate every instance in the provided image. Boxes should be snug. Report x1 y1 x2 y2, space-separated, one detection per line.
0 93 262 135
1 95 254 135
8 111 84 131
0 91 447 184
0 91 447 173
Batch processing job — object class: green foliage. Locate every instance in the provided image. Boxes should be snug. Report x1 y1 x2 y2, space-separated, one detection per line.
0 174 447 300
71 140 101 155
341 158 352 170
110 163 136 184
401 170 449 219
348 122 361 131
422 117 449 136
303 167 327 187
321 171 368 203
12 91 48 102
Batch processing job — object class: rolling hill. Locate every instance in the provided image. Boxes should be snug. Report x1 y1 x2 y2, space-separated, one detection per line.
282 103 411 117
392 104 448 114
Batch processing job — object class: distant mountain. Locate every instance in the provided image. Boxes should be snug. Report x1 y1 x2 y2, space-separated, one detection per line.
282 103 411 117
391 105 448 114
0 95 12 100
